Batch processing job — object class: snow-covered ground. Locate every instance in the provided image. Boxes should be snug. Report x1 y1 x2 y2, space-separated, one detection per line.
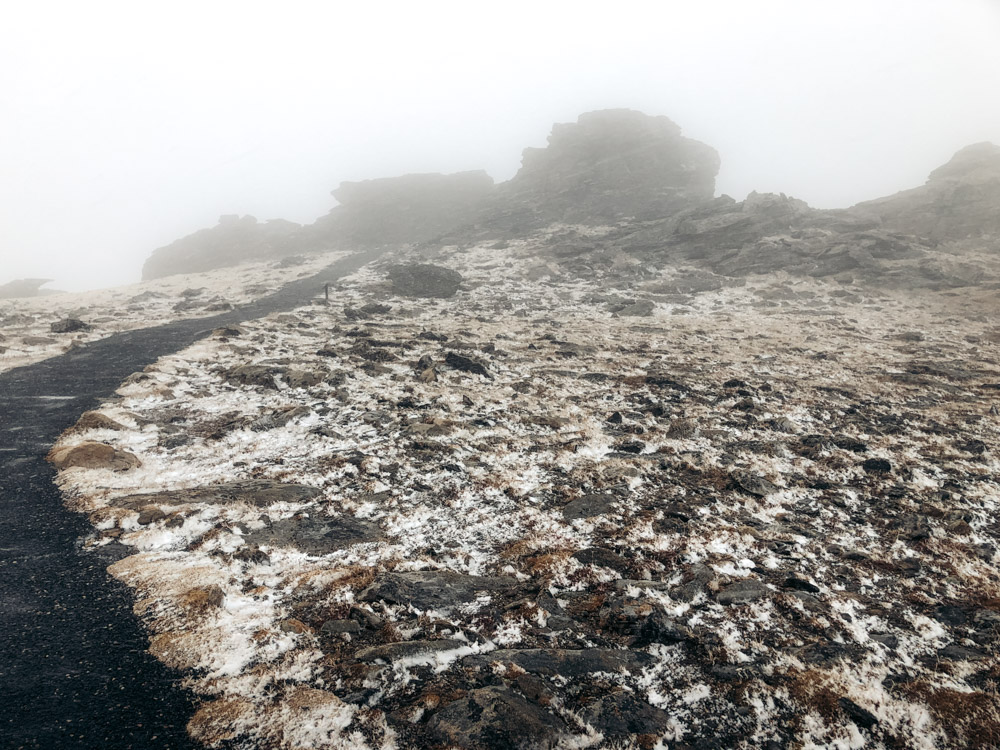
0 251 348 373
49 238 1000 749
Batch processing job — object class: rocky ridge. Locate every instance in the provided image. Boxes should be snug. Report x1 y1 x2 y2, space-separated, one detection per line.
135 109 1000 293
50 236 1000 749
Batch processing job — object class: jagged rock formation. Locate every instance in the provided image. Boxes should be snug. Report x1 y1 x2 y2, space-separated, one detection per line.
0 278 57 299
490 108 720 229
141 215 304 280
853 142 1000 240
312 171 494 246
139 111 998 290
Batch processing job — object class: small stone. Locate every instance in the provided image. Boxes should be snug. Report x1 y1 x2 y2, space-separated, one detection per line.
136 506 166 525
731 470 778 497
862 457 892 474
717 580 769 605
838 697 878 730
50 318 91 333
320 619 361 635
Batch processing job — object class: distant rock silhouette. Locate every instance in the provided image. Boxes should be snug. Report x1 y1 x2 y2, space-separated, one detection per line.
137 110 999 290
0 278 57 299
312 171 494 246
852 142 1000 240
492 108 719 229
141 215 303 280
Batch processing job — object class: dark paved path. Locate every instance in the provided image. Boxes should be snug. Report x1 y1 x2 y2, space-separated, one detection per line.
0 250 382 749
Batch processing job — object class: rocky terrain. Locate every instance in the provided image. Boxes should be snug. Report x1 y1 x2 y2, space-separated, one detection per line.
44 235 1000 749
1 251 346 373
7 109 1000 749
131 109 1000 297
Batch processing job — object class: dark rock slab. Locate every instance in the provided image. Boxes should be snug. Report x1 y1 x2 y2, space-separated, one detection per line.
579 690 674 738
445 351 491 378
223 363 284 389
245 513 379 555
108 480 321 510
717 580 770 605
731 470 779 497
360 570 520 611
427 687 569 750
562 493 617 520
572 547 630 572
50 318 91 333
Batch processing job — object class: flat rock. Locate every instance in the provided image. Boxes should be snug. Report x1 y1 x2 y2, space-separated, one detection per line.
354 639 466 663
245 513 379 555
387 263 463 299
427 687 568 750
579 690 674 738
48 442 141 471
108 480 321 510
731 470 779 497
464 648 655 678
562 493 617 520
360 571 520 611
50 318 91 333
717 580 770 605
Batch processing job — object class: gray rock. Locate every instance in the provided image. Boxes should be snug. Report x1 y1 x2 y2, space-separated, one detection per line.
579 690 674 738
224 363 284 389
717 580 770 605
387 263 463 299
731 470 779 497
319 619 361 635
245 513 379 555
108 480 321 510
360 571 520 611
427 687 569 750
354 639 466 662
561 493 617 520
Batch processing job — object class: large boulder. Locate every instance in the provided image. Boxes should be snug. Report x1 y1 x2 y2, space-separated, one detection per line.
141 215 304 280
494 109 720 228
852 142 1000 241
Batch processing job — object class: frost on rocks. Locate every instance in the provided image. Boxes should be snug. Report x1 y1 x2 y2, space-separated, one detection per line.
50 237 1000 749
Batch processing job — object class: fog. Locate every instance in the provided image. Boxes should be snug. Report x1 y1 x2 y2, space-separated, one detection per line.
2 0 999 292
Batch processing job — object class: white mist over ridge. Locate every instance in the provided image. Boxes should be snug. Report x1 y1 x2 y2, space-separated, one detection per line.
2 0 999 291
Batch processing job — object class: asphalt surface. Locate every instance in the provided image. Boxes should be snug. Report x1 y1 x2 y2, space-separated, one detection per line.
0 249 381 749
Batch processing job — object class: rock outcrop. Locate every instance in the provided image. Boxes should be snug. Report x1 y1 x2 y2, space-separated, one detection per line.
312 171 494 246
492 109 720 229
853 142 1000 240
137 112 999 290
141 215 304 280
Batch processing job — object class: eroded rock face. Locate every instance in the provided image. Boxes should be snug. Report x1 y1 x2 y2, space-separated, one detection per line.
141 215 304 280
495 108 720 227
315 171 495 246
853 142 1000 240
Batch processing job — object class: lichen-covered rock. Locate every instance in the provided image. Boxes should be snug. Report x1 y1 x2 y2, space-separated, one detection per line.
387 263 463 298
47 442 141 471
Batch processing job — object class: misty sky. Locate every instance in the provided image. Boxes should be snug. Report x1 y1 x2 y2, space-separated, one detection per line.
2 1 999 292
